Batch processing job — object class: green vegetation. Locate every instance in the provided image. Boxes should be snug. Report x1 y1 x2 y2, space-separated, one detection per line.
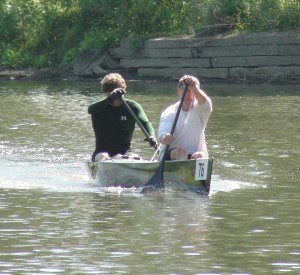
1 0 299 69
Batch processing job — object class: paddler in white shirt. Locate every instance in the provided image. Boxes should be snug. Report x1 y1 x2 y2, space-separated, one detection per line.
157 75 212 160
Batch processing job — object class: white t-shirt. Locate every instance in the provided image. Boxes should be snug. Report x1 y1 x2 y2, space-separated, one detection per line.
158 98 212 157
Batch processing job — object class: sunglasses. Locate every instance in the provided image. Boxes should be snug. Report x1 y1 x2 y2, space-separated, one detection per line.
177 82 185 91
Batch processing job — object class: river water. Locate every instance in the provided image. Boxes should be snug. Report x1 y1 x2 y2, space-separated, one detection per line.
0 80 299 274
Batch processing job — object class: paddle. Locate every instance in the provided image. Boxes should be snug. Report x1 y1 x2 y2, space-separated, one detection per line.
150 143 162 161
141 81 190 194
121 97 158 149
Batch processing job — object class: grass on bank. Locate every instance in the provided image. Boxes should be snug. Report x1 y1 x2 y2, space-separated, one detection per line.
0 0 299 69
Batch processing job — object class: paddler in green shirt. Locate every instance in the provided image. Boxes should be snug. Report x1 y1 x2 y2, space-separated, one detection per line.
88 73 157 162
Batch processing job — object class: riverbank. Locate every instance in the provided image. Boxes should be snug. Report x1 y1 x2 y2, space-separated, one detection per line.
1 31 299 85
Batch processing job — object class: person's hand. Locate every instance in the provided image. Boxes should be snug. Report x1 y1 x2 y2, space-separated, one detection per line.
162 134 175 145
144 136 158 149
179 75 200 91
190 151 205 159
178 75 208 104
107 88 126 102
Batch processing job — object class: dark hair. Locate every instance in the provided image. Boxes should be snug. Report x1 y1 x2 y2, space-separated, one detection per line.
100 73 126 93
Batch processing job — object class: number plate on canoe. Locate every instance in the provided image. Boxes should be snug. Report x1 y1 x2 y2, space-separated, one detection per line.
195 159 209 180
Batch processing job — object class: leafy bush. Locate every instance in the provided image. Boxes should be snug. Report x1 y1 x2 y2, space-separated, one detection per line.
30 54 48 69
0 45 29 68
60 48 77 68
212 0 300 31
0 0 299 69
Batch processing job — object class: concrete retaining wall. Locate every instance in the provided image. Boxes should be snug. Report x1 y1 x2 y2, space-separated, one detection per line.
109 31 300 83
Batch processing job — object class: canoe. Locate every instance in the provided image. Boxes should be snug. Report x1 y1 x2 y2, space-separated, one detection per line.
86 157 213 195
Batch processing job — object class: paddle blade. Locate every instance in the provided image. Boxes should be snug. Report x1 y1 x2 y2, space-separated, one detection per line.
140 163 165 194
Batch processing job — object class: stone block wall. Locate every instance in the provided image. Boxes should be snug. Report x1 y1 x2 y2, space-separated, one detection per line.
109 31 300 83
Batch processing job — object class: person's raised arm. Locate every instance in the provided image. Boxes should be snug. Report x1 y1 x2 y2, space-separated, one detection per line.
179 75 209 105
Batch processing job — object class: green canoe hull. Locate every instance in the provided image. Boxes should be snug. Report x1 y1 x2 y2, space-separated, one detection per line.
86 158 213 194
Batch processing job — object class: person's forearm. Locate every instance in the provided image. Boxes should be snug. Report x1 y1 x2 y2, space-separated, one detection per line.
144 121 155 137
194 87 208 104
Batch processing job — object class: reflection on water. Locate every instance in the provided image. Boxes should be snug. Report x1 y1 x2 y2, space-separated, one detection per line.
0 80 299 273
